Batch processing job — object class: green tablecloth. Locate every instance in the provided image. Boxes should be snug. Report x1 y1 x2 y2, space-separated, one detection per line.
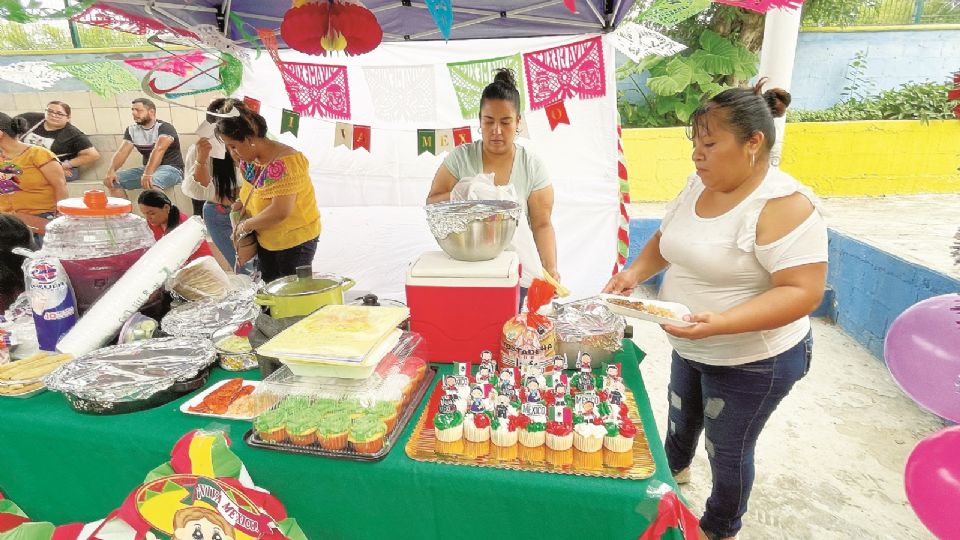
0 341 680 539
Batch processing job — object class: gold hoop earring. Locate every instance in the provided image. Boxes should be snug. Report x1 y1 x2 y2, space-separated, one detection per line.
750 153 756 168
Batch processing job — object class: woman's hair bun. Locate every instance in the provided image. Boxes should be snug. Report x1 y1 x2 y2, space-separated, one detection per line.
9 116 29 137
492 68 518 90
762 88 791 119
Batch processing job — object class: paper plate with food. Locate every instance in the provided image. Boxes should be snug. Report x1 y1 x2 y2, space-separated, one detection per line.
180 378 278 420
599 294 695 328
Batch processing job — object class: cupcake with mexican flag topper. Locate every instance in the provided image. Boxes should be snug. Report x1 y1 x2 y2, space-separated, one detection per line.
603 417 637 452
464 411 493 443
545 421 573 451
433 407 464 443
517 414 547 447
572 416 606 453
490 412 521 447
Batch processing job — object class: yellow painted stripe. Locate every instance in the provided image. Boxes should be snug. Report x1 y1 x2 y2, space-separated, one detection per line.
188 434 216 477
625 120 960 201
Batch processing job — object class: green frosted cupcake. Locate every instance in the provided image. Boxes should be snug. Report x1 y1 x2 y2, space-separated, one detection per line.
254 409 288 444
279 395 312 413
312 398 338 416
285 412 319 446
349 414 388 454
336 399 365 418
368 400 400 432
316 412 351 450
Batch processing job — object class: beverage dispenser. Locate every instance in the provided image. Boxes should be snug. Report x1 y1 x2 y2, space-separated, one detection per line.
42 190 155 314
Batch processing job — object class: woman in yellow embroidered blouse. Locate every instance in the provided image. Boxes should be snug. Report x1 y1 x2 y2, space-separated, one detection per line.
215 101 320 282
0 113 68 243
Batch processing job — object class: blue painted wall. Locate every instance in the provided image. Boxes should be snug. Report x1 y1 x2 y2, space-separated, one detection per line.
627 218 960 361
617 29 960 112
790 29 960 110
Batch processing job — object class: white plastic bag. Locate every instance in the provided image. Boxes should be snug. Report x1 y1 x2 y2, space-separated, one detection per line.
451 174 542 287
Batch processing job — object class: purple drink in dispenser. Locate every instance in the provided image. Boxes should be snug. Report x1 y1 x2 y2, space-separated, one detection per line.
42 191 156 314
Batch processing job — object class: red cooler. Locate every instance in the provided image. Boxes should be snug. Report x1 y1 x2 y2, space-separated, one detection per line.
406 251 519 363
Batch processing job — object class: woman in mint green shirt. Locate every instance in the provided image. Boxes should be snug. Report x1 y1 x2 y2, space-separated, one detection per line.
426 68 559 285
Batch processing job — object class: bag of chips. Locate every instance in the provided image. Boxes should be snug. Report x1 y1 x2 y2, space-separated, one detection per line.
500 279 556 370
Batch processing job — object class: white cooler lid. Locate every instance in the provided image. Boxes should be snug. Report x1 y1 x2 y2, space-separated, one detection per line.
407 251 519 286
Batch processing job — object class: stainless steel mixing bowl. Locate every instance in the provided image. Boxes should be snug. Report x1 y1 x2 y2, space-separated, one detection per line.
426 200 520 262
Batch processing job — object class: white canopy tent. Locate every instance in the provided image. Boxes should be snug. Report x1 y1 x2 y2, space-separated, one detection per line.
235 34 620 299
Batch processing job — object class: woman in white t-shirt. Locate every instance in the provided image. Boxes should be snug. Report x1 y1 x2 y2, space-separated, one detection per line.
181 99 247 272
604 80 828 540
426 68 559 295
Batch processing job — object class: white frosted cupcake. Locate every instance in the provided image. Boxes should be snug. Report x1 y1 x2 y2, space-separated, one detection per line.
518 417 547 448
603 420 638 452
490 415 519 447
464 413 492 442
545 421 574 451
573 423 605 452
433 411 464 442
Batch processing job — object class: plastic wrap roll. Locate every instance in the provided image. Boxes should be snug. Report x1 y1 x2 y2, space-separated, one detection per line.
57 216 205 356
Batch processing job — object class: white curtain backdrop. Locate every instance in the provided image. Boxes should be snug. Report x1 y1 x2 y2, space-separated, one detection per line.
235 34 619 301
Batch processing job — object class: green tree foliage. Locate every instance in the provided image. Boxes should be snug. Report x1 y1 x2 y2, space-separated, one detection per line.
788 82 960 124
618 29 758 128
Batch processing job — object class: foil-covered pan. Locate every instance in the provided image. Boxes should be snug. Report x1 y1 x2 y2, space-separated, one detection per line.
44 337 216 415
161 291 260 338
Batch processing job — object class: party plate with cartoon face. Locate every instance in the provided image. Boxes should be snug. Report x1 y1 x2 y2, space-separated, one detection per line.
134 475 275 540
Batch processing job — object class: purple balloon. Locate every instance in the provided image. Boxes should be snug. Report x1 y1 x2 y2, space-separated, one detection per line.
883 293 960 422
904 426 960 539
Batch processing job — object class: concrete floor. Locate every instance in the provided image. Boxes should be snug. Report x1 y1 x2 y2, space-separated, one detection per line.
625 194 958 539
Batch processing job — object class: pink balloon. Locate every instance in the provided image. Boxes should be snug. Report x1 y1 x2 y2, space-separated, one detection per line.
904 426 960 539
883 293 960 422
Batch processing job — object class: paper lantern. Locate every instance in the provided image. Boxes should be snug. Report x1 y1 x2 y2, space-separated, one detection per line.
280 0 383 57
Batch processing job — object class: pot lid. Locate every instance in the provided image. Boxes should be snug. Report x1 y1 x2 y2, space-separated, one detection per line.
58 190 132 216
262 266 349 297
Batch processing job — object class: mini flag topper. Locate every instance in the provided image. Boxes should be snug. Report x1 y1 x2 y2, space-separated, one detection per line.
417 129 437 156
545 101 570 131
452 126 473 146
334 122 354 148
352 125 371 152
242 96 261 114
280 108 300 137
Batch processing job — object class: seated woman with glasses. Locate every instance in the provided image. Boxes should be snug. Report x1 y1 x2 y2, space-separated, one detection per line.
16 101 100 182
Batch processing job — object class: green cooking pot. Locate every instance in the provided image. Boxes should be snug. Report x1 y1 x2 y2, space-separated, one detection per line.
255 266 356 318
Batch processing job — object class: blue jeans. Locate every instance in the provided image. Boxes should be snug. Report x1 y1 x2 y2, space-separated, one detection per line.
257 237 318 283
665 331 813 539
203 202 253 275
116 165 182 189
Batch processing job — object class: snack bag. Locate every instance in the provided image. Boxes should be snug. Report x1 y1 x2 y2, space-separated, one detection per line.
500 279 556 370
23 254 77 352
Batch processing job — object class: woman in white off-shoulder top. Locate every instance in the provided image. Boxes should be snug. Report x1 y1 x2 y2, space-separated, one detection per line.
604 80 827 540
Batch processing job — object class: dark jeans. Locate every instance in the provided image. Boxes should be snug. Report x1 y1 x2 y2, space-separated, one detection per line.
257 237 318 283
665 331 813 539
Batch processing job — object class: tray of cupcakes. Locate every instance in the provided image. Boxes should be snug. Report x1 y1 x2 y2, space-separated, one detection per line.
405 352 656 479
243 332 434 461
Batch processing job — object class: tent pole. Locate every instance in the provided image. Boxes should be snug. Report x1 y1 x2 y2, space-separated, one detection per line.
222 0 233 37
757 6 802 167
